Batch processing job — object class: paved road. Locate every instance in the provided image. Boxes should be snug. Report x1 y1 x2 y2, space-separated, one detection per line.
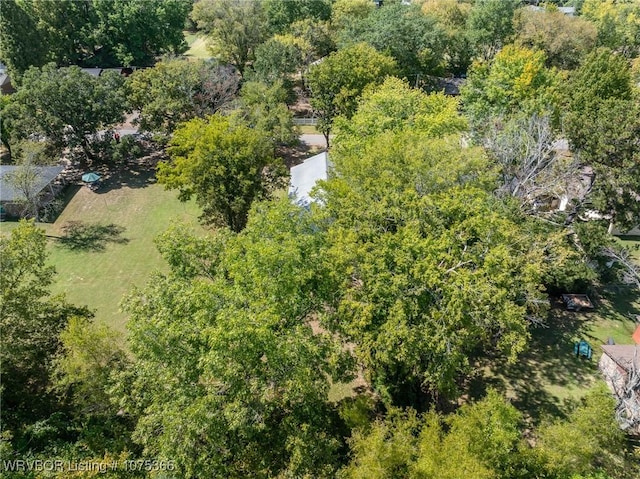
300 134 328 148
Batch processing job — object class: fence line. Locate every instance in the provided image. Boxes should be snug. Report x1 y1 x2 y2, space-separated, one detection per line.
293 118 318 126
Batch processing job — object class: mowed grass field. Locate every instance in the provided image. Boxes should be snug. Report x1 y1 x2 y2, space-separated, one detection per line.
476 246 640 422
184 31 212 59
0 169 203 334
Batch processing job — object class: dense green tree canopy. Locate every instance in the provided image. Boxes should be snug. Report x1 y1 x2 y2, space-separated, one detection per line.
191 0 267 77
249 35 304 94
336 3 447 78
5 63 127 161
341 388 635 479
262 0 331 35
157 114 286 232
513 7 598 70
564 48 640 230
0 221 91 434
306 43 397 144
461 44 561 133
421 0 474 75
582 0 640 58
318 123 548 404
332 77 467 155
0 0 191 75
236 80 297 148
127 57 239 135
341 391 522 479
120 200 349 478
466 0 520 59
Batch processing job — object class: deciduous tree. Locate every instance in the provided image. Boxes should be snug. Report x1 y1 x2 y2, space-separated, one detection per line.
262 0 331 35
319 128 548 405
120 200 349 478
461 45 561 134
337 3 447 79
306 43 397 145
157 114 286 232
191 0 267 77
6 64 127 162
466 0 520 59
564 48 640 231
513 7 598 70
236 80 297 149
127 57 239 135
0 221 91 433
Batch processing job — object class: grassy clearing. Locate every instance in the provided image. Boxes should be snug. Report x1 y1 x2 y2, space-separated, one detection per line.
0 168 203 334
618 235 640 260
184 31 212 59
474 286 639 423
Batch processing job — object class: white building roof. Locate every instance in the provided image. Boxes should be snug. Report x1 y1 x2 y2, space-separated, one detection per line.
289 151 329 206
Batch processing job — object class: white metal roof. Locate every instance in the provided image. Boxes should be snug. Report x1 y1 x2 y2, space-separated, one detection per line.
289 151 329 206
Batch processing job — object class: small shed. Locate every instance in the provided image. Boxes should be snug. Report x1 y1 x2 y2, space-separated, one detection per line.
289 151 330 207
633 325 640 345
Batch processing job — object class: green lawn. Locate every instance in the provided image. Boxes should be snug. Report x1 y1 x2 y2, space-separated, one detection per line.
184 31 212 59
474 282 639 423
0 168 203 334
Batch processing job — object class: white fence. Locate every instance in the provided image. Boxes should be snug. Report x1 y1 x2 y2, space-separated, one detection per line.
293 118 318 126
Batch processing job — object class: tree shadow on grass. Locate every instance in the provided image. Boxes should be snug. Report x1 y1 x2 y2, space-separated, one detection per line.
467 306 606 425
57 221 129 252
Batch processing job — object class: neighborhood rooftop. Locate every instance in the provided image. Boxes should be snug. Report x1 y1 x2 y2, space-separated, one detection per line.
0 165 64 203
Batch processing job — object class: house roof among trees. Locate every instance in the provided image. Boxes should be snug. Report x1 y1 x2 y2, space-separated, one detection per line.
289 151 329 206
601 344 640 372
0 165 64 202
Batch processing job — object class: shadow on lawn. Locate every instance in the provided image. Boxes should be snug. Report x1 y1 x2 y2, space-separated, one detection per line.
57 221 129 252
468 307 609 424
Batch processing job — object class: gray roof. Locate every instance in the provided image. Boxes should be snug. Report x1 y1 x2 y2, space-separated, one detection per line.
601 345 640 372
426 76 465 96
0 165 64 202
80 68 103 77
289 151 329 206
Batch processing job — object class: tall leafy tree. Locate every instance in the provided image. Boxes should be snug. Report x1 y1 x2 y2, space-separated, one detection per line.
332 76 467 156
582 0 640 58
536 387 630 478
306 43 397 145
0 221 91 434
330 0 375 33
120 200 349 478
91 0 191 66
564 48 640 231
421 0 474 75
236 80 297 149
250 36 304 91
262 0 332 35
191 0 267 77
157 114 286 232
319 127 548 405
0 0 191 74
0 0 49 76
5 63 127 162
337 2 447 79
461 45 561 134
466 0 520 60
341 391 524 479
127 57 239 135
513 6 598 70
